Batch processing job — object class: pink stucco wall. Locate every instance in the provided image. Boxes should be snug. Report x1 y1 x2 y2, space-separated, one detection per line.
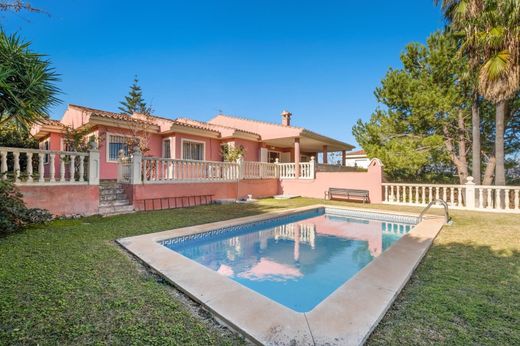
126 179 279 211
19 185 100 216
223 138 260 162
172 133 222 161
279 160 384 203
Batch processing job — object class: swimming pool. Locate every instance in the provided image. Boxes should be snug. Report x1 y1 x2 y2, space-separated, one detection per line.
160 207 417 312
118 205 442 345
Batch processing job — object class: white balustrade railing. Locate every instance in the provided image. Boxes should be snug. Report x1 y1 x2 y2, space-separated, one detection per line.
299 162 314 179
383 178 520 213
119 151 318 184
277 159 315 179
0 146 99 185
242 161 278 179
141 157 240 183
277 163 296 179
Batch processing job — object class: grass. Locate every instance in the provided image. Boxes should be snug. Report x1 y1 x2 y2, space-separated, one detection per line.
1 198 519 345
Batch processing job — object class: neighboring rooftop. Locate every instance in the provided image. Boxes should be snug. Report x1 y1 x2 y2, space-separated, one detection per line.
346 150 366 156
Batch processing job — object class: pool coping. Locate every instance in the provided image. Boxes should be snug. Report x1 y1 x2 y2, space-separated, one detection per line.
117 205 445 345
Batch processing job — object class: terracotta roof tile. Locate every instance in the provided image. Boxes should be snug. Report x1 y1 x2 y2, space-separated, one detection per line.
170 120 221 134
69 104 156 126
175 117 261 138
347 149 365 155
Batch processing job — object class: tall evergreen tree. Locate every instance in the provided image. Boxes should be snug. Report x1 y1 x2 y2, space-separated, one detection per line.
118 77 149 115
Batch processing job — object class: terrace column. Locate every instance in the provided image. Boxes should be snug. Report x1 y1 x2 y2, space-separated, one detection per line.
322 145 328 164
342 150 346 166
88 141 100 185
294 137 300 178
131 148 143 185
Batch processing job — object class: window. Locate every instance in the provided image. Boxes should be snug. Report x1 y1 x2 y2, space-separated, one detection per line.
163 139 171 158
182 140 204 160
39 139 50 164
107 134 129 162
268 151 280 163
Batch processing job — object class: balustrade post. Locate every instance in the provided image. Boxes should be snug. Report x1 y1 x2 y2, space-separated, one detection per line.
275 158 280 178
79 156 85 182
69 154 76 182
237 156 244 180
38 153 45 183
59 155 66 182
13 151 20 183
310 156 316 179
464 176 476 209
49 153 56 182
87 141 100 185
130 148 142 184
26 152 33 183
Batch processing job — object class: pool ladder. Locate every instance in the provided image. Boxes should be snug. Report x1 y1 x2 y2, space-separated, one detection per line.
419 199 451 225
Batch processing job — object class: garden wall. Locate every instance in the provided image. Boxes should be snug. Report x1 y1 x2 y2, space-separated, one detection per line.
126 179 280 211
19 185 100 216
279 159 384 203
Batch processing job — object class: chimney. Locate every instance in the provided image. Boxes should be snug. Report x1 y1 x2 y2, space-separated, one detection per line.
281 110 292 126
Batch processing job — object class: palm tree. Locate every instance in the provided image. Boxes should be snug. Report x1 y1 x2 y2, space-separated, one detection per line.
436 0 520 186
0 31 60 131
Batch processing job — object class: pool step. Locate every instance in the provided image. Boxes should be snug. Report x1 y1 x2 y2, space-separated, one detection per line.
98 180 134 216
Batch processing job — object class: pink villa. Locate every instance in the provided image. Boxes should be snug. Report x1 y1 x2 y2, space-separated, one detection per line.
0 104 384 216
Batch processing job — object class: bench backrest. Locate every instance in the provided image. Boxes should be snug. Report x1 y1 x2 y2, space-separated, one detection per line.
329 188 369 195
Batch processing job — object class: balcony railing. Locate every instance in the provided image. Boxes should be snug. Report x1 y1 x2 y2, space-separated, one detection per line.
141 157 240 183
118 152 317 184
0 146 100 185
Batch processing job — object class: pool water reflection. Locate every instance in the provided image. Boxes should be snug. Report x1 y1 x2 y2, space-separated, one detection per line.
162 211 414 312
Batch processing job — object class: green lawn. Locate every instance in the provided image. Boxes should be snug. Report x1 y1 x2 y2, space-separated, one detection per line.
1 198 518 345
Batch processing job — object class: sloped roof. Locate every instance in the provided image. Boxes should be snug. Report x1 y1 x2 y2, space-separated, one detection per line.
69 104 156 126
175 117 261 139
209 114 354 150
346 149 366 156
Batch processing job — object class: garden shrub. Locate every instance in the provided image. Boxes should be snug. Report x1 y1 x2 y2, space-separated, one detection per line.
0 180 52 235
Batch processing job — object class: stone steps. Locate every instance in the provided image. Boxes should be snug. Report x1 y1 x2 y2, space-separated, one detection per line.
100 193 129 202
100 188 125 195
98 204 135 216
98 180 134 216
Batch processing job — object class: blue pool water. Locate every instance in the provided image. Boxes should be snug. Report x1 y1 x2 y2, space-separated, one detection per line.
161 208 416 312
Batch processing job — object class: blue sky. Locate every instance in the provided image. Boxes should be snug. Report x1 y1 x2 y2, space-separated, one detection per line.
2 1 444 147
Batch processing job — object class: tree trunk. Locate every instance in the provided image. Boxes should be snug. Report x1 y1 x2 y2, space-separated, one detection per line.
482 155 496 185
495 101 506 186
471 94 481 184
443 124 468 184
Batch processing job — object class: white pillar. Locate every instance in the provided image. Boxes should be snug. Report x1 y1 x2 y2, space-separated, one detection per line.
236 156 244 180
131 148 142 184
294 137 300 178
88 142 100 185
465 176 476 209
310 156 316 179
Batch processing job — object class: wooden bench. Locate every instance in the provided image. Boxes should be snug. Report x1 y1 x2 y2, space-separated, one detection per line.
326 188 370 203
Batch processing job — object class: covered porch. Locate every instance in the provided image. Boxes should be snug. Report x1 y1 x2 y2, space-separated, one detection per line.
259 130 355 178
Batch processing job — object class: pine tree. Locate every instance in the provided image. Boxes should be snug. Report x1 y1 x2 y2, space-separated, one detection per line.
118 77 149 115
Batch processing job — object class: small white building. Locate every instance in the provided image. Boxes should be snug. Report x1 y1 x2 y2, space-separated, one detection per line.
344 150 371 169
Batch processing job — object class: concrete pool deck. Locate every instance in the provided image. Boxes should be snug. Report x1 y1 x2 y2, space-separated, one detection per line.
117 205 445 345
